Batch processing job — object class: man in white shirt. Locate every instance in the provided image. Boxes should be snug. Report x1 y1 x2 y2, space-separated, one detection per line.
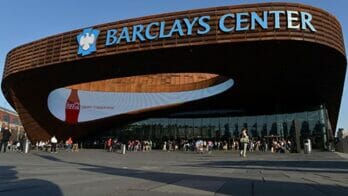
50 135 58 153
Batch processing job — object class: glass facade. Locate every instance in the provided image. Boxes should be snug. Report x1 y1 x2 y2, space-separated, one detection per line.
95 107 331 149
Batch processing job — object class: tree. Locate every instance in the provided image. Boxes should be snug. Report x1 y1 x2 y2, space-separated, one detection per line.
301 121 310 138
233 124 239 137
223 123 231 138
261 123 268 137
289 120 296 137
312 121 323 135
251 123 258 138
283 122 289 138
269 122 278 136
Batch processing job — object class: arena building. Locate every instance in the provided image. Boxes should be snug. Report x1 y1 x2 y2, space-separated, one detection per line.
1 3 346 149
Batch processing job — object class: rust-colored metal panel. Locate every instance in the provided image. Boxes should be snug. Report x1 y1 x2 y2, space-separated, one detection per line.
1 3 346 141
67 73 220 92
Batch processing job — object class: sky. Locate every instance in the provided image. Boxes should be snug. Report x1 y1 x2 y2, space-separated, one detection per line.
0 0 347 130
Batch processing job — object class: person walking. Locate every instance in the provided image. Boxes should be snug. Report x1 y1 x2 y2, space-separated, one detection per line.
107 138 112 152
50 135 58 153
0 125 11 153
66 137 73 152
239 128 249 158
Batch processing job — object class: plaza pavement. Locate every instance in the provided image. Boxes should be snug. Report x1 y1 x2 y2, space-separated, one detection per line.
0 149 348 196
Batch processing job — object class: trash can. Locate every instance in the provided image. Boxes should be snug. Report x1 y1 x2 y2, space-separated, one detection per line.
121 144 126 154
304 139 312 154
24 139 31 153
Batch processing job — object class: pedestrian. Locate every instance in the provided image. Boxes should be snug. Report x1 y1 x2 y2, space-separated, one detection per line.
66 137 73 152
72 143 79 152
239 128 249 158
0 125 12 153
112 138 118 152
107 138 112 152
50 135 58 153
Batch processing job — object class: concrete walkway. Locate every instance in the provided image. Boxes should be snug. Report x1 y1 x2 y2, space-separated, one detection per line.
1 150 348 196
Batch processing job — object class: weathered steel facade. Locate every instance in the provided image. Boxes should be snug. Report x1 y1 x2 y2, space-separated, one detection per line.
2 3 346 141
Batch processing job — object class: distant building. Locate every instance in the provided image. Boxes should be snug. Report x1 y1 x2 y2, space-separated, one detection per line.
336 129 348 153
337 128 348 139
0 106 24 142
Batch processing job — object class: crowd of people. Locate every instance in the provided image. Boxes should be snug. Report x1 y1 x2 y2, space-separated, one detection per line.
1 124 297 156
0 123 77 154
102 128 296 157
35 136 79 153
0 124 30 153
104 138 153 152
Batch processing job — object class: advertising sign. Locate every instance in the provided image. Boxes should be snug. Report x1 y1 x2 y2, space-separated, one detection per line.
48 79 234 124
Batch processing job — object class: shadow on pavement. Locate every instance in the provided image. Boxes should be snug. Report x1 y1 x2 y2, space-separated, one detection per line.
35 154 348 195
0 166 63 196
180 160 348 173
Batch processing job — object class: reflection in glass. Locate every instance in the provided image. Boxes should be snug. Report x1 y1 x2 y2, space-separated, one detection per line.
98 107 330 150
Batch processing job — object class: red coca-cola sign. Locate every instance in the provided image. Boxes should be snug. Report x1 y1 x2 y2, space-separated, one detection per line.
65 89 80 124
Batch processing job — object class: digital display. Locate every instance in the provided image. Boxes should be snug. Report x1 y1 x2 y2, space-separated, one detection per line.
47 79 234 123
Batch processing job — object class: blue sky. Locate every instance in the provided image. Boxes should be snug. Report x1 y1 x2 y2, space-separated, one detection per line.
0 0 347 130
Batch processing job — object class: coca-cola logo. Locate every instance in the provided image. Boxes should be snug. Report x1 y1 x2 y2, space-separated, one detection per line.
66 102 80 110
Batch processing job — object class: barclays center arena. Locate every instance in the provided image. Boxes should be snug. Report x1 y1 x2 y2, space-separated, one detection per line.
1 3 346 149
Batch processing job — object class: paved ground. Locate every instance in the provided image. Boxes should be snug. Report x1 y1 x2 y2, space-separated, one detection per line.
0 149 348 196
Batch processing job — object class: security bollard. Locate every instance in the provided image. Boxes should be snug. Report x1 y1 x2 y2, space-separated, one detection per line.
121 144 126 154
304 139 312 154
24 139 30 153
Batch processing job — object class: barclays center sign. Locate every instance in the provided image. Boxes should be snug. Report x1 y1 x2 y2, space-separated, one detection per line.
77 10 316 56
